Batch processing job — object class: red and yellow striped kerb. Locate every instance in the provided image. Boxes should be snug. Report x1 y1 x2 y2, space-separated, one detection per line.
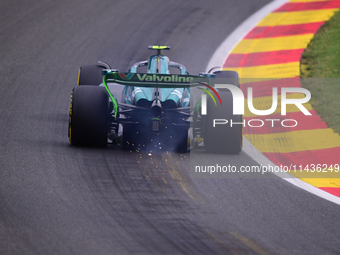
223 0 340 197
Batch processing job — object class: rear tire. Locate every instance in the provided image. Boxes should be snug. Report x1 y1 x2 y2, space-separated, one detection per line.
212 70 239 87
69 86 109 146
173 127 188 153
78 65 104 86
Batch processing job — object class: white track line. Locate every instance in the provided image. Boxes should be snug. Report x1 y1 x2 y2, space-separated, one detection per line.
206 0 340 205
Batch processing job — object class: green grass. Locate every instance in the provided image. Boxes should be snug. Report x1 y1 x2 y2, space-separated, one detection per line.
300 10 340 134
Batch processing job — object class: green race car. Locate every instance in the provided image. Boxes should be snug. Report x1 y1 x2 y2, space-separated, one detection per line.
68 46 242 153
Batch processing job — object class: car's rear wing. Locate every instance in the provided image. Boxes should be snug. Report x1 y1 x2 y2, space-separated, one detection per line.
102 70 216 120
103 71 215 88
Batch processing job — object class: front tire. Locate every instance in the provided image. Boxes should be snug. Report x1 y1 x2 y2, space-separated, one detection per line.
69 86 109 146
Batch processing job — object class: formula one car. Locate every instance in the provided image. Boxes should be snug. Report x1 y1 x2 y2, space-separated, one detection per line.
68 46 242 153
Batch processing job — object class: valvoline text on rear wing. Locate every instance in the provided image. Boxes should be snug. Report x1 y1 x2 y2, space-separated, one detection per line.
102 71 215 88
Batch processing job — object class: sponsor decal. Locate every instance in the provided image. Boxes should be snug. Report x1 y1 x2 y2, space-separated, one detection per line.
118 73 134 80
117 73 197 83
136 74 194 83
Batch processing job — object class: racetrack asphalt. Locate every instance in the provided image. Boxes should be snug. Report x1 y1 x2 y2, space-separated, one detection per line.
1 0 340 254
